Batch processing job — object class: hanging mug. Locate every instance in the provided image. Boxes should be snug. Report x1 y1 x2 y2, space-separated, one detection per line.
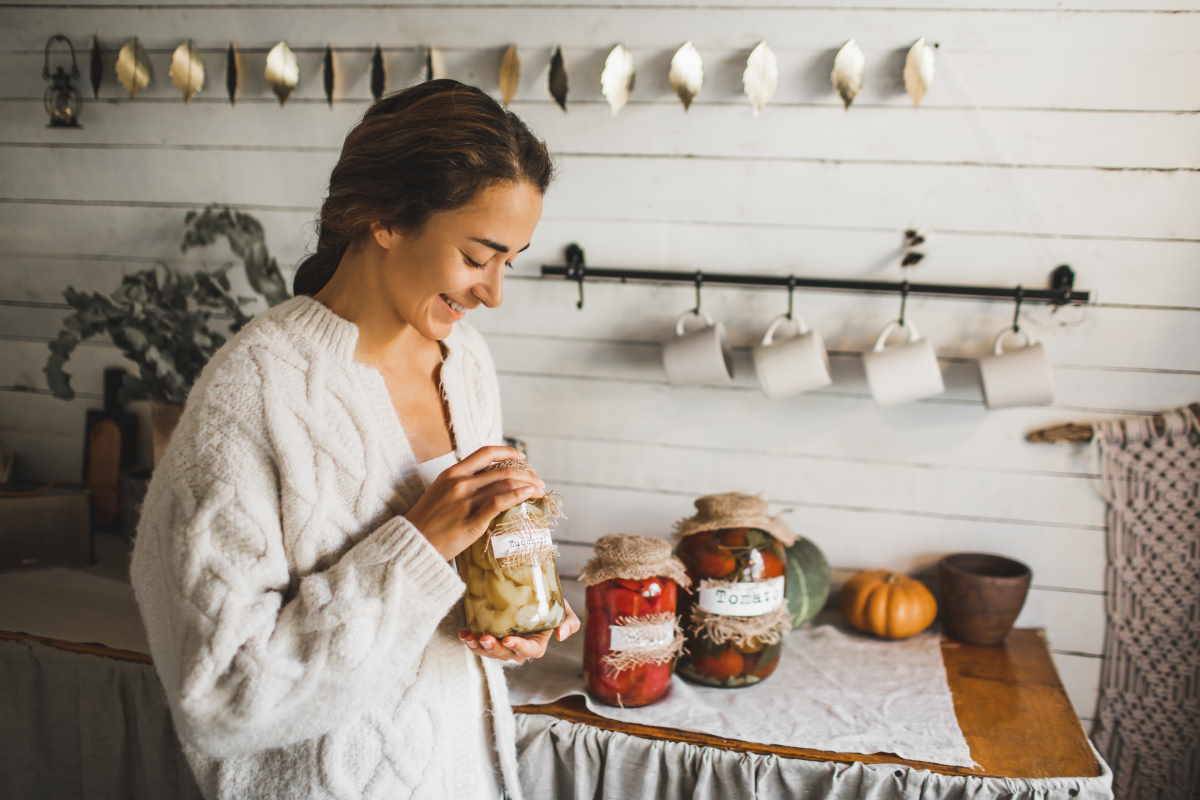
751 314 832 399
662 310 734 386
977 328 1055 409
862 319 944 406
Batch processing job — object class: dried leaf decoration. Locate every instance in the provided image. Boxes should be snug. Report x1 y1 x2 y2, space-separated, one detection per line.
668 41 703 111
742 41 777 116
169 40 205 102
904 37 935 106
548 46 568 111
323 45 335 106
264 41 299 105
89 36 103 98
498 45 520 106
831 38 864 109
600 44 635 116
225 43 238 104
370 45 385 100
425 46 446 81
115 37 151 98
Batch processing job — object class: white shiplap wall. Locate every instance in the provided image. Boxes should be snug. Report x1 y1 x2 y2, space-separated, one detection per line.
3 1 1200 731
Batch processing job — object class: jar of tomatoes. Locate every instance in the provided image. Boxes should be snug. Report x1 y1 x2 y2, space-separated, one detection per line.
456 458 567 638
578 535 691 707
672 492 795 688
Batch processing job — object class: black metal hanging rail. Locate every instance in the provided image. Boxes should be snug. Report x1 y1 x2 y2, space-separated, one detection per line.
540 243 1090 310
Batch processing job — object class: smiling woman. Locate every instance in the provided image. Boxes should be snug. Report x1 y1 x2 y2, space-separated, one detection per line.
128 79 575 800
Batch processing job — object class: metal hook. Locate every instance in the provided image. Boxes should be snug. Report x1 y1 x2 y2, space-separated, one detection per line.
564 243 586 310
786 275 796 321
898 280 910 327
693 271 703 315
1012 285 1024 333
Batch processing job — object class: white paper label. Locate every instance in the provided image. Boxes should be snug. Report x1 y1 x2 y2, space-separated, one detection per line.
609 620 676 653
490 527 553 558
698 576 785 617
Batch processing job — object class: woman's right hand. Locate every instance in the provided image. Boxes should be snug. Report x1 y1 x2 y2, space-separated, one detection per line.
404 445 547 561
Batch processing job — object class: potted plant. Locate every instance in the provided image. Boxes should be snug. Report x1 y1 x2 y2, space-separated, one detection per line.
44 205 290 466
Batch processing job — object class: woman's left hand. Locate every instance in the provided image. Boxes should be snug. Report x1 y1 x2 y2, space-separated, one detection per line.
459 599 581 664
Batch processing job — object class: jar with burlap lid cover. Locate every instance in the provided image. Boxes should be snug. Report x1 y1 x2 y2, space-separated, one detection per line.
672 492 794 688
579 535 692 707
455 458 566 637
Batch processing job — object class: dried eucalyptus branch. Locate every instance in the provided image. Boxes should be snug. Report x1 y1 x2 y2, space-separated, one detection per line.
181 204 290 306
44 262 255 404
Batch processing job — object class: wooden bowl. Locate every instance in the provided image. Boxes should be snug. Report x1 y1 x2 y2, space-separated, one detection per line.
937 553 1031 646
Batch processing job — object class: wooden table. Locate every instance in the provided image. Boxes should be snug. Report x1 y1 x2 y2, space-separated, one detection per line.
514 628 1102 781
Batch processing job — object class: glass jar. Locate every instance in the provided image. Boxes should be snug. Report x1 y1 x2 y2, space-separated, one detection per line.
675 526 788 688
456 494 566 638
584 576 679 706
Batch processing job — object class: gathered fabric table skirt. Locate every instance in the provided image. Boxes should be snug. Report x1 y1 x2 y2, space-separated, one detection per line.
516 713 1113 799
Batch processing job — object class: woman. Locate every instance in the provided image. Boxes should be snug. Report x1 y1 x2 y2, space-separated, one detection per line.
129 79 579 800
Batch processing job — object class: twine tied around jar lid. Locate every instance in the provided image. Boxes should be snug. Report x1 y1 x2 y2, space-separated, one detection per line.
672 491 796 546
688 592 791 650
602 611 686 677
477 457 564 567
578 534 692 590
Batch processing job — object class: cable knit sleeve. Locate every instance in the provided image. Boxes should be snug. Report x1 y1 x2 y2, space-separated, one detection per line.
129 370 465 760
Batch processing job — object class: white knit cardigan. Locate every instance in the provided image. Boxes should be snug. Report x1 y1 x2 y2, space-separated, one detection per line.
129 294 523 800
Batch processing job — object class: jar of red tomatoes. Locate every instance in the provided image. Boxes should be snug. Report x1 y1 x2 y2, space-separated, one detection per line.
578 535 691 707
672 492 795 688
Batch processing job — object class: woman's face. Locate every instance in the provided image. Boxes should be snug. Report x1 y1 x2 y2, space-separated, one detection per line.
370 179 543 341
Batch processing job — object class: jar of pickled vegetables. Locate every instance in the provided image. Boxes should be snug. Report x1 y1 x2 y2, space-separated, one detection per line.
578 535 691 707
456 459 566 638
672 492 795 688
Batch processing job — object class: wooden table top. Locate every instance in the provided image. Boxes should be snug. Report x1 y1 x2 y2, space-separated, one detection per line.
1 624 1100 781
512 628 1102 781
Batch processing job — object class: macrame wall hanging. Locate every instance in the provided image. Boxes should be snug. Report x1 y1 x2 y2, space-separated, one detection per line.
1088 403 1199 799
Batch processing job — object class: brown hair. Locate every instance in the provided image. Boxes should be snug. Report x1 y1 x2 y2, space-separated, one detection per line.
292 79 555 296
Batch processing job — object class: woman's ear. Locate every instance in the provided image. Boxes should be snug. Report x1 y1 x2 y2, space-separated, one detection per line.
369 221 401 251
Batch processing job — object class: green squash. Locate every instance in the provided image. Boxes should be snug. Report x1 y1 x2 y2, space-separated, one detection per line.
784 536 831 628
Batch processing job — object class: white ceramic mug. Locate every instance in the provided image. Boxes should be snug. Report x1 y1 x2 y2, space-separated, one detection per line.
751 315 832 399
662 310 734 385
862 319 945 406
978 328 1055 409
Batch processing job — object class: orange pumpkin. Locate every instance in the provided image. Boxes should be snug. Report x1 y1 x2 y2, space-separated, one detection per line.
841 570 937 639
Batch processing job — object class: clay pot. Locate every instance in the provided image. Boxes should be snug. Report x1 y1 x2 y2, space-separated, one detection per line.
937 553 1031 646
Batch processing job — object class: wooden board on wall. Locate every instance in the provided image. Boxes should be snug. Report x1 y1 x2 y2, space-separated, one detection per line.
3 0 1190 740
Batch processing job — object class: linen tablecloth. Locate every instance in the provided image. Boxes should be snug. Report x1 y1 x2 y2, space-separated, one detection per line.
508 623 977 768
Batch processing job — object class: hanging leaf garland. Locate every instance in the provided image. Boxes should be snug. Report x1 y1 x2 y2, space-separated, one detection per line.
115 37 151 97
323 45 335 106
89 35 103 98
548 46 568 111
668 41 702 111
425 46 446 81
742 40 777 116
225 43 238 104
831 39 864 109
600 44 635 115
904 37 935 106
370 45 386 100
264 41 299 105
499 44 520 106
169 40 205 102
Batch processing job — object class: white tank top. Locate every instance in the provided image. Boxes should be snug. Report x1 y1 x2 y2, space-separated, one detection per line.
415 450 457 487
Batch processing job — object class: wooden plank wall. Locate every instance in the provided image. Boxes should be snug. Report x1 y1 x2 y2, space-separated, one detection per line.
3 1 1199 731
